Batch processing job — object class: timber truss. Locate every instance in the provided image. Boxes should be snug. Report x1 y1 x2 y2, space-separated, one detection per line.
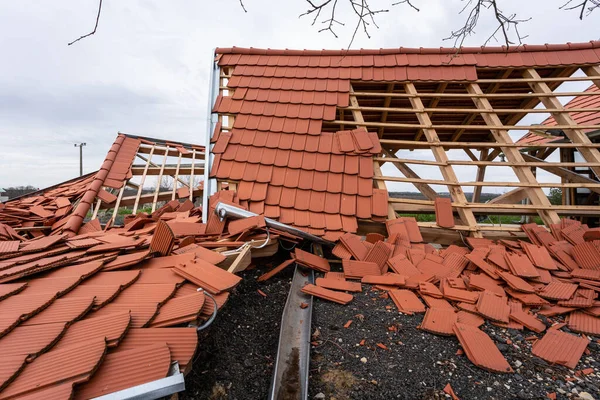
322 66 600 237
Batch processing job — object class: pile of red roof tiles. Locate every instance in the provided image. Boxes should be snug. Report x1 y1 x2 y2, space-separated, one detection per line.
291 217 600 373
0 193 282 398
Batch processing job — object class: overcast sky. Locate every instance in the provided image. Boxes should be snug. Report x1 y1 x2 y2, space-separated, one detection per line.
0 1 598 193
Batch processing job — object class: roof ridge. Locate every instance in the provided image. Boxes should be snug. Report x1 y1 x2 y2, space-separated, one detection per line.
216 41 600 56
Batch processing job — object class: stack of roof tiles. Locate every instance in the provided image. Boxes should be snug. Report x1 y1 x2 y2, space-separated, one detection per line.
0 193 281 398
287 217 600 373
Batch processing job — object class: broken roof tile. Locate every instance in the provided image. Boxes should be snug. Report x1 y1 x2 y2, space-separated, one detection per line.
453 323 513 373
301 283 353 304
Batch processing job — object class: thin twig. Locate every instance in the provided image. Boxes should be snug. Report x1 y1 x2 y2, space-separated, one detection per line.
239 0 248 13
68 0 103 46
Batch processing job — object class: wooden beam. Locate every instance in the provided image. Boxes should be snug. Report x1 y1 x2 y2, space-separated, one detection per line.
349 86 396 220
583 65 600 89
379 139 600 149
524 68 600 179
487 188 528 205
171 153 183 201
132 145 155 214
381 148 438 201
353 91 600 99
344 105 600 115
472 149 489 203
332 119 600 131
404 83 481 236
378 83 394 138
376 175 600 188
373 156 600 168
467 82 559 225
151 146 170 213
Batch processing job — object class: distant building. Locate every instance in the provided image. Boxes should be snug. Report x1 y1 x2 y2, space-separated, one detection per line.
0 188 8 203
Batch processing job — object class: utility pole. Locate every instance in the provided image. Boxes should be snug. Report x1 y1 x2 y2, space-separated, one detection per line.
74 143 86 176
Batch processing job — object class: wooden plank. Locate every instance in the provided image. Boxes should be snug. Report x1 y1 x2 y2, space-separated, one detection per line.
189 149 196 202
472 149 489 203
171 153 183 201
524 68 600 179
581 65 600 89
151 146 170 213
353 91 600 98
487 188 528 205
404 83 481 236
373 157 600 168
227 244 252 274
133 145 155 214
376 175 600 188
379 139 600 149
332 119 600 131
349 86 396 220
345 106 600 114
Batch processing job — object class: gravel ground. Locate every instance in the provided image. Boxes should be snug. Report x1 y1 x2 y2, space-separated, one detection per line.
180 250 599 400
308 284 600 400
182 250 293 400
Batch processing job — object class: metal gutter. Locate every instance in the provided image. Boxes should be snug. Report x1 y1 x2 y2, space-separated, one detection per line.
202 49 221 223
91 362 185 400
213 202 335 247
269 265 314 400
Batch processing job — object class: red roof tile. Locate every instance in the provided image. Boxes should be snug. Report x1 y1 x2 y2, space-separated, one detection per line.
475 291 510 323
173 259 242 295
74 343 171 399
0 339 106 399
389 289 426 314
453 323 513 373
532 329 589 369
419 308 457 336
342 260 381 279
434 198 454 228
294 248 331 273
113 327 198 373
538 281 578 301
301 283 353 304
316 277 362 292
567 311 600 335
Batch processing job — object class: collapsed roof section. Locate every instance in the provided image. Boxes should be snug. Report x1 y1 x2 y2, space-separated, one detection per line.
211 43 600 238
1 134 205 239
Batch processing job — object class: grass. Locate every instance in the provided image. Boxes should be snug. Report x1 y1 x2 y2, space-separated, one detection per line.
398 213 543 225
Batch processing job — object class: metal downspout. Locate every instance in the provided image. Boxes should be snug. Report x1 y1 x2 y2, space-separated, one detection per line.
202 49 220 223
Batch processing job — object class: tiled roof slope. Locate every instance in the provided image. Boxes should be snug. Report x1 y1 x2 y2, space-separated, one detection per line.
212 43 600 240
518 84 600 146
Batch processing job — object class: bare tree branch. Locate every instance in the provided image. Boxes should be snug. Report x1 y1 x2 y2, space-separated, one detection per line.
239 0 248 13
68 0 103 46
560 0 600 19
444 0 530 50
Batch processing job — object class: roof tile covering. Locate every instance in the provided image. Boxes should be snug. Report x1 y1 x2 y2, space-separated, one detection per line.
532 329 590 369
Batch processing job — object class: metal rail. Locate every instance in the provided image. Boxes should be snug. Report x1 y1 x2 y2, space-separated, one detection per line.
268 265 314 400
213 202 334 247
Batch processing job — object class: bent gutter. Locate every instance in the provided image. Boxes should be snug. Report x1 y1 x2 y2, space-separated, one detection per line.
62 134 130 237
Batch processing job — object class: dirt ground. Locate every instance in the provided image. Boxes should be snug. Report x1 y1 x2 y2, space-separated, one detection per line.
183 254 600 400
